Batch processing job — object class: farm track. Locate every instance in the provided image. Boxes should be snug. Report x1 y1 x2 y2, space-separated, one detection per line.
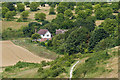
1 41 51 67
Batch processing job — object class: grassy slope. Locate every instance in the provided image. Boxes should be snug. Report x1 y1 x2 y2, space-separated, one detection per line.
12 38 58 60
73 46 119 78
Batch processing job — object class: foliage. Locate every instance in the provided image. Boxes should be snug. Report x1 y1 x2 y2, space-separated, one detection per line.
95 7 113 20
20 11 29 21
31 33 41 41
73 50 110 78
2 2 16 11
34 13 46 21
2 28 24 40
77 10 87 19
30 2 39 11
5 11 16 20
88 29 109 51
2 7 9 18
65 27 89 54
94 37 119 51
22 22 41 37
17 3 25 12
64 9 73 18
100 18 118 34
49 7 56 15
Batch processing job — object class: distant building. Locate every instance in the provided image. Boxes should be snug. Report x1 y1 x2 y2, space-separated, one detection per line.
38 29 52 42
56 29 68 35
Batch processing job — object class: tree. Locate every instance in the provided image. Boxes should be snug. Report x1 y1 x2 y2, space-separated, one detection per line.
49 7 56 15
2 7 9 18
34 13 46 21
31 33 41 41
64 9 73 18
57 4 66 13
75 6 84 14
88 29 109 51
2 2 16 11
21 11 29 21
94 4 101 11
101 18 118 34
24 2 30 7
17 3 25 12
22 22 41 37
5 11 15 20
77 10 87 19
30 2 39 11
95 7 113 20
65 27 89 55
85 9 92 16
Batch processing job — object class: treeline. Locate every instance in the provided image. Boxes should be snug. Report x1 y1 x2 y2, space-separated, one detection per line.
2 2 119 55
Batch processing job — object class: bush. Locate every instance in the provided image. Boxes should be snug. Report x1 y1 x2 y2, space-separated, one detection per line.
41 61 47 67
49 7 56 15
94 37 118 51
16 18 22 22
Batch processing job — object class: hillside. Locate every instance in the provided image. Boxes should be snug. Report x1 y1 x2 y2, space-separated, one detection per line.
1 40 52 67
73 46 119 78
2 46 119 78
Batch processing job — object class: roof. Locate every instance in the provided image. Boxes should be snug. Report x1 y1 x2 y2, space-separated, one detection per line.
38 29 48 35
56 29 68 35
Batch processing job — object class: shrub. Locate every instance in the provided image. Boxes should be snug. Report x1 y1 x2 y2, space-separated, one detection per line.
49 7 56 15
16 18 22 22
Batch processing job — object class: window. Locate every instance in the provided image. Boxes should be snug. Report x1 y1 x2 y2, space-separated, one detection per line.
47 35 49 37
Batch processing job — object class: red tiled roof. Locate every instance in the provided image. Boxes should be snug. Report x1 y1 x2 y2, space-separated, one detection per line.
38 29 48 35
40 38 51 42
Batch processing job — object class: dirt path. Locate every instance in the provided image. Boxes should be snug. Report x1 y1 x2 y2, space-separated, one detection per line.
70 61 79 79
1 41 51 67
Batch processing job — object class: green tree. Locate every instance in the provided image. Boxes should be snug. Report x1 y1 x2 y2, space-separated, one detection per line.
34 13 46 21
31 33 41 41
24 2 30 7
30 2 39 11
57 4 66 13
95 7 113 20
49 7 56 15
65 27 89 55
85 9 92 16
77 10 87 19
101 18 118 34
21 11 29 21
64 9 73 18
88 29 109 51
17 3 25 12
2 2 16 11
94 4 101 11
5 11 15 20
75 6 84 14
2 7 9 18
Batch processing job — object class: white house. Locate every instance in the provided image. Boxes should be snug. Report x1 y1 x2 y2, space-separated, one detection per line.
38 29 52 42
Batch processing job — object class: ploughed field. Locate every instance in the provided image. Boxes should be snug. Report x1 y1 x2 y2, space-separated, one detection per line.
1 41 51 67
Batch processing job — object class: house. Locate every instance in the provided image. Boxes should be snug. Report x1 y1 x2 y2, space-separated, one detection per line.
38 29 52 42
56 29 68 35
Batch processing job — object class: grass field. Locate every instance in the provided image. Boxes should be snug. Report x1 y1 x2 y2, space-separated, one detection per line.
2 21 29 30
12 38 58 60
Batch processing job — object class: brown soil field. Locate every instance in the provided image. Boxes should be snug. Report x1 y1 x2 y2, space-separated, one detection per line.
1 41 51 67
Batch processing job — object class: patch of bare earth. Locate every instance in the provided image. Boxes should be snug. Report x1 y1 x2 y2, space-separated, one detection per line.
95 20 104 26
1 41 51 67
